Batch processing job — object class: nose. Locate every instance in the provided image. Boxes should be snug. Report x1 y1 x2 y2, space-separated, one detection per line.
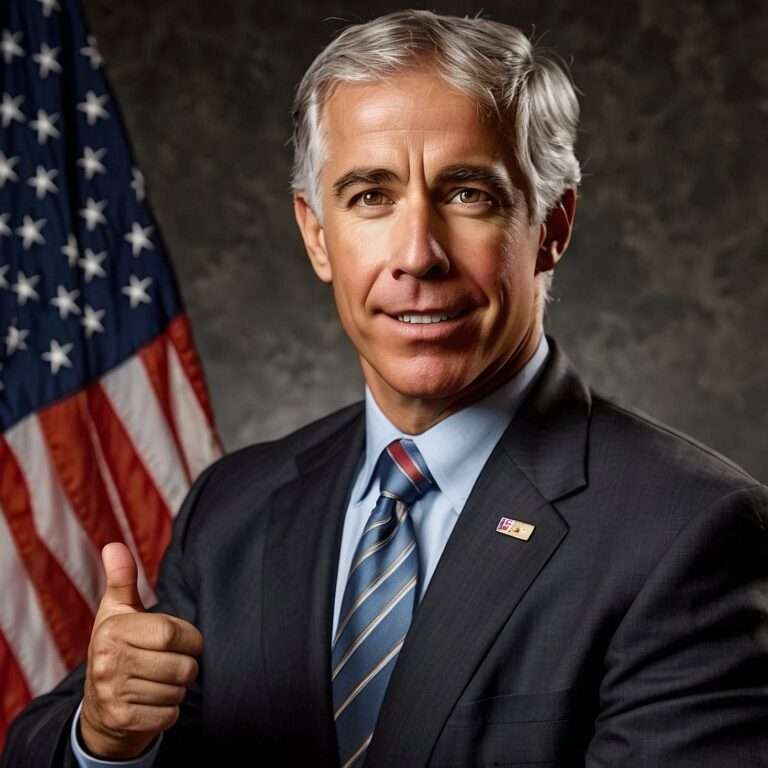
389 197 450 280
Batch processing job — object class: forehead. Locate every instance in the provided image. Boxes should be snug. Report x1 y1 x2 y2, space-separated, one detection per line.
319 70 509 174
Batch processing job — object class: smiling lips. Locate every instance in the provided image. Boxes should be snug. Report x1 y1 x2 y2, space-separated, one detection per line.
395 310 462 324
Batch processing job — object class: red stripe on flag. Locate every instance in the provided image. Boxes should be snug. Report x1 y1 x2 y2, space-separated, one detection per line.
86 384 172 586
37 393 127 554
0 438 93 668
138 331 192 484
166 315 220 438
387 441 426 489
0 630 31 755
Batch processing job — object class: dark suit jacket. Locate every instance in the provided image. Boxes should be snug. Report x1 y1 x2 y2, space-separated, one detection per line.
4 336 768 767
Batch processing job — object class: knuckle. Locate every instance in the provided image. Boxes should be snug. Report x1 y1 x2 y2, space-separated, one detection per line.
89 643 120 684
157 618 179 650
191 626 204 653
97 614 124 645
158 706 180 731
105 702 135 731
89 649 109 682
181 657 199 685
174 618 202 651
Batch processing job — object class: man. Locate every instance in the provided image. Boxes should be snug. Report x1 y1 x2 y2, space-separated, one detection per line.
3 9 767 768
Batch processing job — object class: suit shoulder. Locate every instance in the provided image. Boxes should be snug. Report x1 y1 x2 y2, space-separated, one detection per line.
589 392 763 501
189 401 364 499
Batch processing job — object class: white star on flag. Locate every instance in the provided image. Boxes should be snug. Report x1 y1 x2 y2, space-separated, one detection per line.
12 271 40 305
16 215 46 249
61 234 79 267
122 274 152 308
33 43 62 78
50 285 81 319
1 30 24 64
131 167 145 201
28 166 59 200
5 324 30 355
36 0 61 18
79 197 107 230
81 305 105 337
0 152 19 187
0 264 9 288
77 146 106 179
78 249 107 282
42 339 73 374
1 93 25 127
0 213 10 237
77 91 109 125
125 222 155 256
80 36 102 69
30 109 60 143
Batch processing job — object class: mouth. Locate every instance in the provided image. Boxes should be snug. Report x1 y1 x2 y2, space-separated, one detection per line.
394 310 463 324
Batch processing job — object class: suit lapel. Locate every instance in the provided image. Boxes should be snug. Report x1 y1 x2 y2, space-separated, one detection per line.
259 408 364 765
366 337 591 766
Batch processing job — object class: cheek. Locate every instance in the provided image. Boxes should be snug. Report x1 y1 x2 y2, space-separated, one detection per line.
324 231 380 313
494 226 540 301
468 243 538 325
328 259 380 341
454 233 521 306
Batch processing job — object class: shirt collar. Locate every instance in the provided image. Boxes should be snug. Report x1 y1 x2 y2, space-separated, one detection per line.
351 334 550 511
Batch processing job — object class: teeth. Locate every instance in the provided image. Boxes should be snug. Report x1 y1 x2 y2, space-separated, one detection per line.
396 312 455 324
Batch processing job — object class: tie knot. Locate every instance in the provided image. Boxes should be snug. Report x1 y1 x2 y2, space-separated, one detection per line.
377 439 434 506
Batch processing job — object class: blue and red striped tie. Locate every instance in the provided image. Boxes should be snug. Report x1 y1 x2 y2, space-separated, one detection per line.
332 438 434 768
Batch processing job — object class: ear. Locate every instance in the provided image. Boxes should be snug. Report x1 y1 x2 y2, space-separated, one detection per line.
536 187 577 274
293 193 332 283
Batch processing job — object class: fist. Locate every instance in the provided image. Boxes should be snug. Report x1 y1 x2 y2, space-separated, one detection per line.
80 543 203 760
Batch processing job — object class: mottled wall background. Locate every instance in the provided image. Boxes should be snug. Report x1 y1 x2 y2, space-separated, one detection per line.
80 0 767 481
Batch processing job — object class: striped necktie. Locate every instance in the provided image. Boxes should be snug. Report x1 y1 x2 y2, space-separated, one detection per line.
332 438 434 768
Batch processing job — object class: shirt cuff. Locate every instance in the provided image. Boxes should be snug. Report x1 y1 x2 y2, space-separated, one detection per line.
70 700 163 768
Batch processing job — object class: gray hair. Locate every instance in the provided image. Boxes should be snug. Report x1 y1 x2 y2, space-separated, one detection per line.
290 9 581 306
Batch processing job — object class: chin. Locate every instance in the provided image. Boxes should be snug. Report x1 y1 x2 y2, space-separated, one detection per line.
374 356 474 401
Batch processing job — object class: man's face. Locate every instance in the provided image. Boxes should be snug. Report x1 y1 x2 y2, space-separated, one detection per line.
295 69 567 428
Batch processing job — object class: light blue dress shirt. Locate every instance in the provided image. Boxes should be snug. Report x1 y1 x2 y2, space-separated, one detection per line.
332 334 550 637
72 335 550 767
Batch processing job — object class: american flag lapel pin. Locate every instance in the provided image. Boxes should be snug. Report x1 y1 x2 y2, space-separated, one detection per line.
496 517 535 541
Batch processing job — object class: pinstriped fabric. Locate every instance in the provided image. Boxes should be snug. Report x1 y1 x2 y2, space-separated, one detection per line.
332 439 434 768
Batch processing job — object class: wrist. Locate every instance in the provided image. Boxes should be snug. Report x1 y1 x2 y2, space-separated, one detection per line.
79 706 155 760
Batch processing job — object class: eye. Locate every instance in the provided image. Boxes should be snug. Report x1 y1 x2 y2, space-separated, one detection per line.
351 190 394 207
449 188 494 205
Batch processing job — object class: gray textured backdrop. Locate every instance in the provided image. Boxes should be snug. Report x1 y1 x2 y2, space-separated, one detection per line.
81 0 768 481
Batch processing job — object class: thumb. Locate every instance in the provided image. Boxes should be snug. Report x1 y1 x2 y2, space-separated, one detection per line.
99 542 145 612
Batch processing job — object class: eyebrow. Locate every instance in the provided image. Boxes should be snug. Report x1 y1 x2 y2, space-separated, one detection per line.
331 163 515 202
332 168 400 199
433 164 514 201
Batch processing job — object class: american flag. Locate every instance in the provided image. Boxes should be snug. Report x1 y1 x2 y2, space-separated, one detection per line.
0 0 222 750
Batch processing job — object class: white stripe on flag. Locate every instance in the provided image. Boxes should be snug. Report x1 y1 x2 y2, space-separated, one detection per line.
101 355 190 516
166 339 222 482
5 415 103 611
84 408 157 608
0 505 68 696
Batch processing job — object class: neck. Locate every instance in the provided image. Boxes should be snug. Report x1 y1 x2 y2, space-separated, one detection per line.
363 326 543 435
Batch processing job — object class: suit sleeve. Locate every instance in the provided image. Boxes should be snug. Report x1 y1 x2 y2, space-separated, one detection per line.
0 462 219 768
586 483 768 767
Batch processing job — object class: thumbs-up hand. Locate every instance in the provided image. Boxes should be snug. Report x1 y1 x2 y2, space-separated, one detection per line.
80 543 203 760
